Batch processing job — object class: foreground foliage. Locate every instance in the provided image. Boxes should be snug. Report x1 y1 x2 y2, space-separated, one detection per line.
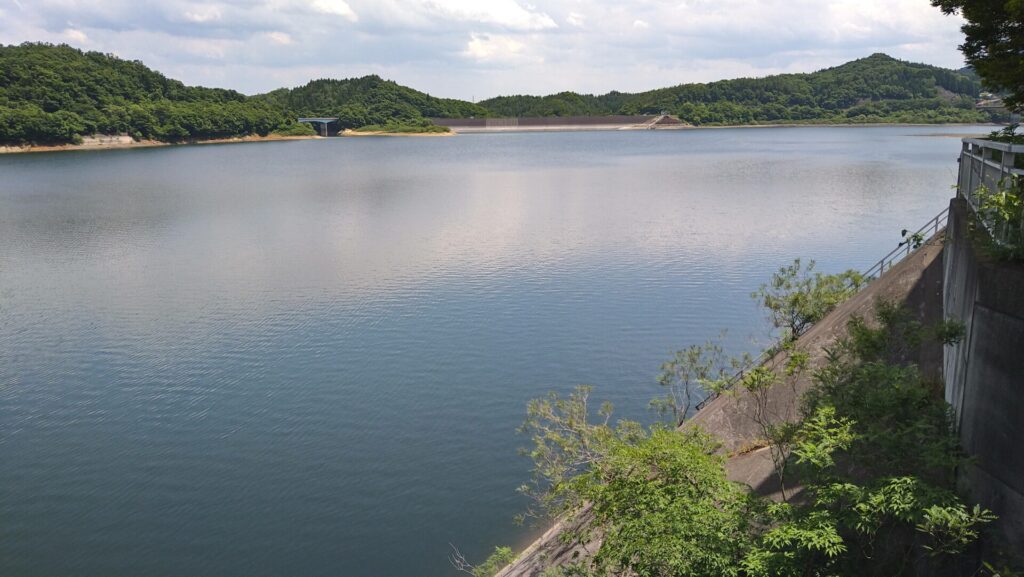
932 0 1024 109
969 180 1024 260
509 298 1001 577
752 259 865 342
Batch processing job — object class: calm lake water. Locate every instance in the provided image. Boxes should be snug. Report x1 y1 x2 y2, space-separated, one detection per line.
0 126 983 577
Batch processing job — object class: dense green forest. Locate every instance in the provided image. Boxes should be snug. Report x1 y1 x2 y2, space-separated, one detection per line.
258 76 489 129
0 44 1003 146
479 54 999 125
0 43 292 144
0 43 481 143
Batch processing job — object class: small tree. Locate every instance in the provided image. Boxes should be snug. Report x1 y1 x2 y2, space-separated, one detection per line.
516 386 630 523
752 259 864 341
584 427 753 577
450 545 516 577
652 339 740 424
518 387 753 577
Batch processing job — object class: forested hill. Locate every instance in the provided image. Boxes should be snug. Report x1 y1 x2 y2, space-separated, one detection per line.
0 43 292 144
0 43 485 144
258 76 489 129
478 54 997 125
0 45 1000 146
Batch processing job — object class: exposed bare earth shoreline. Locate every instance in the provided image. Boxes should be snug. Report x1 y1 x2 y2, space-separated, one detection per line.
0 123 997 155
340 129 454 137
0 133 321 155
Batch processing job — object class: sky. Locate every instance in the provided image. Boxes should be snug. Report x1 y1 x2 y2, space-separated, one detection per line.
0 0 968 100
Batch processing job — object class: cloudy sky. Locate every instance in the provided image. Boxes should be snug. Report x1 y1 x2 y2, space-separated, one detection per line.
0 0 967 100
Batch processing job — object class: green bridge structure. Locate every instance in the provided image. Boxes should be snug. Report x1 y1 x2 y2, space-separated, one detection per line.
297 117 339 136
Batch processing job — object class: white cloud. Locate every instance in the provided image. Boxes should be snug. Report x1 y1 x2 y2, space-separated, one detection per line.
183 6 221 23
419 0 556 30
0 0 968 99
182 38 231 60
266 31 293 45
310 0 357 21
62 28 89 44
463 33 528 63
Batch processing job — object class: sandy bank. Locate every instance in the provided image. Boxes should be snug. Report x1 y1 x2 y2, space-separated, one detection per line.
340 129 454 137
0 133 320 155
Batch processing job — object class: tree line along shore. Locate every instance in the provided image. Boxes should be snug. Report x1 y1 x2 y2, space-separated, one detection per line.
0 43 1009 150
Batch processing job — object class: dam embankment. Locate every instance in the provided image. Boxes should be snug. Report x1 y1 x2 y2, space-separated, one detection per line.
943 197 1024 549
497 218 952 577
431 115 688 133
497 190 1024 576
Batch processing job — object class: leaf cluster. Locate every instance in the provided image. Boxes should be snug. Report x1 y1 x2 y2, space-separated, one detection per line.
932 0 1024 109
512 299 1001 577
473 547 516 577
751 259 865 342
652 339 743 424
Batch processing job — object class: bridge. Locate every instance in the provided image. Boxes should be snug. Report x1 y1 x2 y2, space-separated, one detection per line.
297 117 339 136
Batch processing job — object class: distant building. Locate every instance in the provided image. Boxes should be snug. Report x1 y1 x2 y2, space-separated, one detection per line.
975 97 1018 122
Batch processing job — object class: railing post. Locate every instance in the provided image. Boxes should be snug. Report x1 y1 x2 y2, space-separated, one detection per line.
968 143 978 200
981 145 992 192
959 143 969 199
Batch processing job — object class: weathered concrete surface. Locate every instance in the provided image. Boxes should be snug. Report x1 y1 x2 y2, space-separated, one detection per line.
431 115 689 133
943 198 1024 550
494 508 598 577
690 232 945 455
495 232 947 577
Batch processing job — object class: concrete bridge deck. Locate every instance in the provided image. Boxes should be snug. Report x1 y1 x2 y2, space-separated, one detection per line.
297 117 339 136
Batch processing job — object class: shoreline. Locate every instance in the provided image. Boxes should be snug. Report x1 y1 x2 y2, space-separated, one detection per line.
0 133 321 155
340 129 454 137
0 122 998 155
447 121 999 134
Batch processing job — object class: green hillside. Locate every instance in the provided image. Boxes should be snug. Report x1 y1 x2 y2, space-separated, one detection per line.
0 42 291 144
0 45 1003 146
259 76 490 130
479 54 998 125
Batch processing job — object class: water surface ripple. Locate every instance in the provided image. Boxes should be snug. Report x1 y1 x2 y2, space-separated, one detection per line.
0 127 980 576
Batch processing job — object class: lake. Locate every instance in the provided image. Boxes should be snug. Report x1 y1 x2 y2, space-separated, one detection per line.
0 126 983 577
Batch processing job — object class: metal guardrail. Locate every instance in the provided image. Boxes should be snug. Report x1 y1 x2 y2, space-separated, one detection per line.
861 207 948 281
692 348 772 413
958 138 1024 247
692 136 1024 415
691 205 950 414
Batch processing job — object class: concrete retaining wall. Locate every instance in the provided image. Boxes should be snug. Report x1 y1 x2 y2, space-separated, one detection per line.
432 115 659 128
943 197 1024 550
